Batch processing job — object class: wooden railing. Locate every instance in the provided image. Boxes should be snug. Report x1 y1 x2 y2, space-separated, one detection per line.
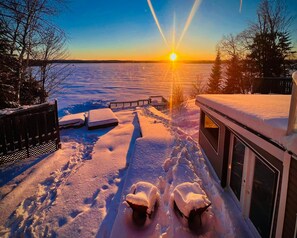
0 100 60 165
109 99 151 109
252 77 292 94
109 96 169 110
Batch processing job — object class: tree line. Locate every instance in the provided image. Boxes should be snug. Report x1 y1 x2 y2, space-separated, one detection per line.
206 0 296 94
0 0 69 109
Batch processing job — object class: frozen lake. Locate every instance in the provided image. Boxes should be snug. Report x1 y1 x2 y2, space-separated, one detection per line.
53 63 212 114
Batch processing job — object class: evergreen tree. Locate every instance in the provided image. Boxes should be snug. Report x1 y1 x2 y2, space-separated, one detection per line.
224 55 243 94
0 24 19 108
246 0 295 77
207 49 222 94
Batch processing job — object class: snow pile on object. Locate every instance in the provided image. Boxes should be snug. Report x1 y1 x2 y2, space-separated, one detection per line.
173 182 210 218
87 108 119 129
59 112 86 128
126 182 159 214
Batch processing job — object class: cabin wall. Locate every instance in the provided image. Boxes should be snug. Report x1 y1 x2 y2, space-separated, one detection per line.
198 106 286 237
283 156 297 238
199 111 229 185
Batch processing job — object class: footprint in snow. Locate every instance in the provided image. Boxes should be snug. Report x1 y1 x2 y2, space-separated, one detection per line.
101 185 109 190
70 209 83 219
58 217 68 227
83 188 101 205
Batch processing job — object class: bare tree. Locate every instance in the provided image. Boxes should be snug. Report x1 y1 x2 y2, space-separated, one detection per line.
219 34 245 93
0 0 68 106
190 74 206 98
34 26 71 102
170 83 184 111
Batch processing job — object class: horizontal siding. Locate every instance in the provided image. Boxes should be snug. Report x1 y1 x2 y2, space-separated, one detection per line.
283 157 297 238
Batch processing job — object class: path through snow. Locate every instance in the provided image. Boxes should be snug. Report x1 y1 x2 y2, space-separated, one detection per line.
111 101 251 237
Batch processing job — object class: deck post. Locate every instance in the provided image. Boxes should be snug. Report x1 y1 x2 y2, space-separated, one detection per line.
54 99 61 149
287 71 297 135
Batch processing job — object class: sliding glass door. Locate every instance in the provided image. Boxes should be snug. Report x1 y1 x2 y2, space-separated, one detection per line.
229 137 245 201
249 157 278 238
228 135 279 238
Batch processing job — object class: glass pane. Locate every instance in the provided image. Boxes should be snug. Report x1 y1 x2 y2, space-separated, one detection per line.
249 157 278 238
204 115 218 129
203 114 219 150
230 137 245 201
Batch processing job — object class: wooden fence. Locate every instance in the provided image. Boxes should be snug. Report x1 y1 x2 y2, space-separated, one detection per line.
109 96 169 110
252 77 292 94
0 101 60 165
109 99 151 109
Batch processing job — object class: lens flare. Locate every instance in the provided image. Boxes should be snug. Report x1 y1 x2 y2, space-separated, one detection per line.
176 0 202 50
147 0 169 48
170 52 177 61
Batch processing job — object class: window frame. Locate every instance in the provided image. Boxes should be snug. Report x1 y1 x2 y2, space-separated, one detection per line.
227 134 280 238
201 111 220 152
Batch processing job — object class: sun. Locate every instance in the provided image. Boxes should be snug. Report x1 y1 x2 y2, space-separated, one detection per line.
169 52 177 61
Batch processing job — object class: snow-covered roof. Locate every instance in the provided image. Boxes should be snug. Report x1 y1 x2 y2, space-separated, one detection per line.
196 94 297 155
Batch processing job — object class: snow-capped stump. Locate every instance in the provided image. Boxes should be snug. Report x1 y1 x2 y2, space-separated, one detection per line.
173 182 211 234
125 182 159 226
59 112 86 128
87 108 119 129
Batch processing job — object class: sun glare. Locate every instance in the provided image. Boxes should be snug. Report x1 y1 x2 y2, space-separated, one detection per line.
170 52 177 61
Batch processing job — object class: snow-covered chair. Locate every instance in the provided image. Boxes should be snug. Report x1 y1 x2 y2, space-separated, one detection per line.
125 182 159 226
87 108 119 129
59 112 86 129
173 182 211 233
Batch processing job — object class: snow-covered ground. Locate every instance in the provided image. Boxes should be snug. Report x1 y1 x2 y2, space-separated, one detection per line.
0 99 251 237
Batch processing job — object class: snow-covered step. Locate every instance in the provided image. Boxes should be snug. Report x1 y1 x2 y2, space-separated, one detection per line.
87 108 119 129
59 112 86 128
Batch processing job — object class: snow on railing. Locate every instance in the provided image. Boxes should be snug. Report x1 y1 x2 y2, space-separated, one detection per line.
287 71 297 135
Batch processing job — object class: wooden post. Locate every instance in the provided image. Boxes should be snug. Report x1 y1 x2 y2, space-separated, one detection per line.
24 114 30 157
287 72 297 135
0 118 7 156
54 100 61 149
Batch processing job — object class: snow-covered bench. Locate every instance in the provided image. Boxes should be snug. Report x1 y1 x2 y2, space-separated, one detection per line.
59 112 86 128
87 108 119 129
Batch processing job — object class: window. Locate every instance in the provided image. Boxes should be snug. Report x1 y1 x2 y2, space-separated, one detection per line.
249 157 278 238
201 112 219 151
230 137 245 201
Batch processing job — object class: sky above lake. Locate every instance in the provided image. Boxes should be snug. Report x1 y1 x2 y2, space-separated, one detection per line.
55 0 297 61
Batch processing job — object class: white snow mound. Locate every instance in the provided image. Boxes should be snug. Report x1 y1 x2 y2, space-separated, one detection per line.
59 112 86 128
126 182 159 213
88 108 119 128
173 182 210 217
